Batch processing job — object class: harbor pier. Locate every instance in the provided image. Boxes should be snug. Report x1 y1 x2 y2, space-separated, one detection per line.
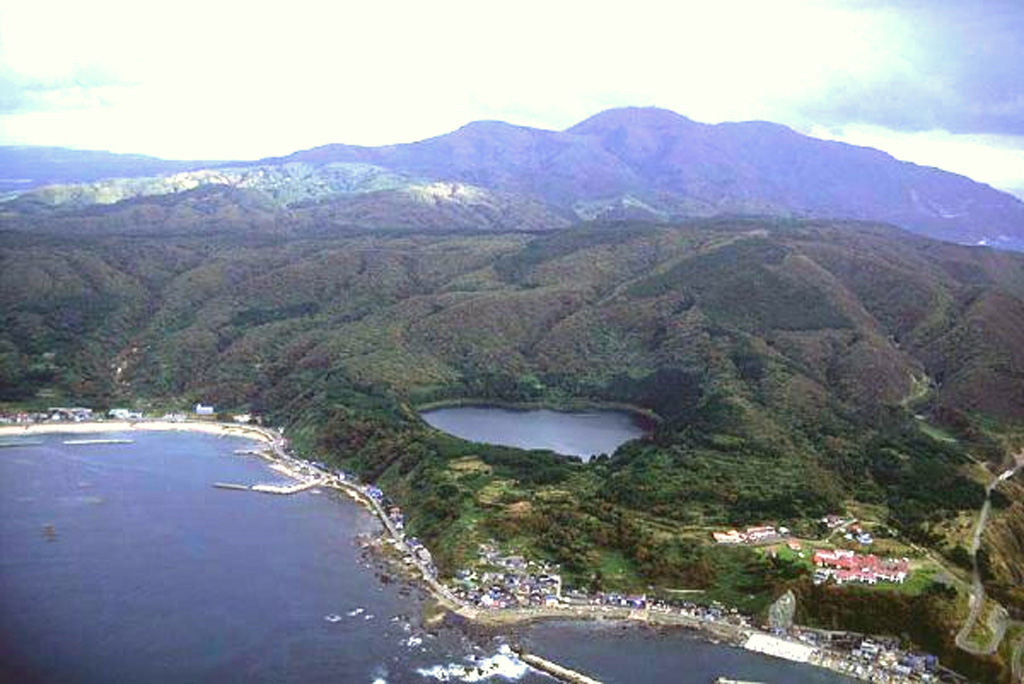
515 649 605 684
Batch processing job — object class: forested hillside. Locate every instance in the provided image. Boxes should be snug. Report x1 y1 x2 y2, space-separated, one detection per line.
3 215 1023 681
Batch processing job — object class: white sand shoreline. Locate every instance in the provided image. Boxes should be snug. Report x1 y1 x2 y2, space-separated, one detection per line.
0 420 274 444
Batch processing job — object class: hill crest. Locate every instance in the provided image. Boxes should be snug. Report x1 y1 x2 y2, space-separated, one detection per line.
3 107 1023 250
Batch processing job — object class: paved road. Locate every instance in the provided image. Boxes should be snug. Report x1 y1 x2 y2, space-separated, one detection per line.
955 457 1021 655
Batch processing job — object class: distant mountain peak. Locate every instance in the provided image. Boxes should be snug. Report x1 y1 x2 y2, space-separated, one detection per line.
454 119 533 134
567 106 696 134
5 106 1024 250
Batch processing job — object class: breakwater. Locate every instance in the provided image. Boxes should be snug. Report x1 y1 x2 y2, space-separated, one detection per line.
516 650 606 684
212 482 250 491
63 438 134 445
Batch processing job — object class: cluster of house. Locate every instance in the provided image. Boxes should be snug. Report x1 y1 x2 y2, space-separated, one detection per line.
260 449 947 682
821 515 875 546
361 483 410 534
0 411 39 424
0 407 95 423
712 524 789 545
328 471 433 575
108 408 144 420
450 544 564 609
1 404 257 425
813 549 910 585
810 634 941 683
404 537 434 570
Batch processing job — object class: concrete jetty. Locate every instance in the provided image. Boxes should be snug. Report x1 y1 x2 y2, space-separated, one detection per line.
516 650 605 684
63 438 134 445
251 479 323 495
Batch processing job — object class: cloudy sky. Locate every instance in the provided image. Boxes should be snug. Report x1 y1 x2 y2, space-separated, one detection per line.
1 0 1022 197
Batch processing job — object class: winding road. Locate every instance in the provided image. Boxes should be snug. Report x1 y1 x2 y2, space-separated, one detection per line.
955 454 1021 656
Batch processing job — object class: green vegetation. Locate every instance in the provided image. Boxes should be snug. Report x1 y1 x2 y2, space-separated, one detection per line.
796 583 1006 683
3 216 1024 682
917 420 959 443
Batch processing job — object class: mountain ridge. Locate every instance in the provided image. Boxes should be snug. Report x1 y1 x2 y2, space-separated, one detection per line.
2 106 1023 250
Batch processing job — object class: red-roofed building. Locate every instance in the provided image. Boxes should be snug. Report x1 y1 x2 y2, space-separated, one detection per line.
814 549 908 585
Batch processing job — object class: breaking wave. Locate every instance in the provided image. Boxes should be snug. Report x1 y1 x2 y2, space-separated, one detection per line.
417 645 530 682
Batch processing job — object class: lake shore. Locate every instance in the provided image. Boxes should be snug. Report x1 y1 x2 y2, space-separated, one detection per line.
411 397 663 425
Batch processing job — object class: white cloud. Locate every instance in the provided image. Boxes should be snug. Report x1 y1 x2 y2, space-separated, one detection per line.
0 0 1021 195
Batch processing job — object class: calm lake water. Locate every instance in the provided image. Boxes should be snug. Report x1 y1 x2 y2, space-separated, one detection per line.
420 406 649 460
0 432 854 684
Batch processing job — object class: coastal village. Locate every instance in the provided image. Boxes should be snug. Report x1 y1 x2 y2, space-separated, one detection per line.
0 408 970 684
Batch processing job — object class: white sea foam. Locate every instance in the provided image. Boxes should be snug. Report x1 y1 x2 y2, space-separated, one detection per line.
417 645 529 682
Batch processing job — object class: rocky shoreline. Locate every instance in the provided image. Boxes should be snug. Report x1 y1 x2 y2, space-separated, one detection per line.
6 419 960 684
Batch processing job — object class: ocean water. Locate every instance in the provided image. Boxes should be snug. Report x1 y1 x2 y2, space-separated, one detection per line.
0 431 854 684
419 407 649 460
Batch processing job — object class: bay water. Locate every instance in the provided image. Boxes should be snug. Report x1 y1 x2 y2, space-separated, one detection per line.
0 431 852 684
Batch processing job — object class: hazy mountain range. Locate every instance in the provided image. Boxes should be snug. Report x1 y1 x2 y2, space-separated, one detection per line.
2 107 1023 250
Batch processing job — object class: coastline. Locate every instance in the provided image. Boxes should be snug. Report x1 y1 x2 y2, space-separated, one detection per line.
5 419 936 684
0 420 275 443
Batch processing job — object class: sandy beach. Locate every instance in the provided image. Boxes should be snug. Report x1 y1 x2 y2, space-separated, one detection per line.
0 420 274 444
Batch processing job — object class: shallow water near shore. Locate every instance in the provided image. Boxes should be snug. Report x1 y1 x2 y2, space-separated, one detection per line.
0 432 853 683
420 406 649 460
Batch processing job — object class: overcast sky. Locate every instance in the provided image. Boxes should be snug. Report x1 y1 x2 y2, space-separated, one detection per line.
1 0 1022 197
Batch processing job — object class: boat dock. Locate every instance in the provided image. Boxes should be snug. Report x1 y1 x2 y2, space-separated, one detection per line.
63 438 135 445
715 678 768 684
250 479 324 495
515 650 605 684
